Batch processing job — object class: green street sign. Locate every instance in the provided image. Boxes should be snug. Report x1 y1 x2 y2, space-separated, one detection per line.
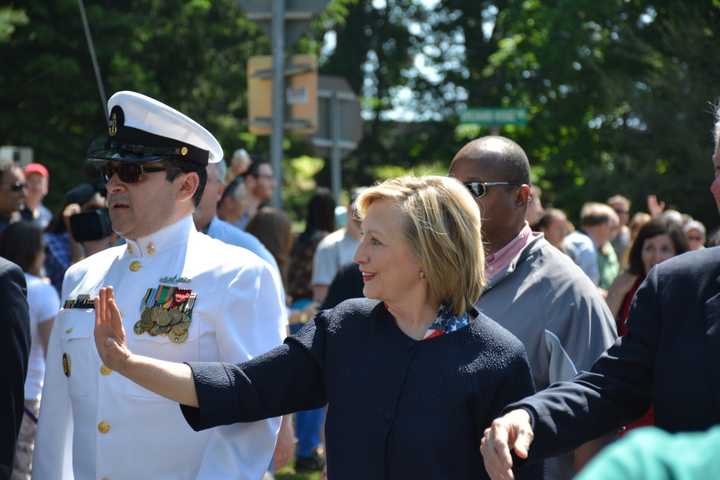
460 108 528 126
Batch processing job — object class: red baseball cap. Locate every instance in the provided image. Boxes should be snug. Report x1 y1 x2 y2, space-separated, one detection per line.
24 163 49 178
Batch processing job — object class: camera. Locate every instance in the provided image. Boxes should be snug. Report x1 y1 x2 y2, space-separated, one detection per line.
69 208 113 242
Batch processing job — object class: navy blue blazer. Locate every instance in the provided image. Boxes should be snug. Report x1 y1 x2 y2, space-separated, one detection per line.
182 299 542 479
508 247 720 460
0 258 30 479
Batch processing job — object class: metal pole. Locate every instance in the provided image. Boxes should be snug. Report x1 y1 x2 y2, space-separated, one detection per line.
270 0 285 208
330 92 341 202
77 0 108 118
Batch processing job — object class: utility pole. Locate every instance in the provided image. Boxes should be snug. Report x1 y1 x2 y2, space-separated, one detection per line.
270 0 285 208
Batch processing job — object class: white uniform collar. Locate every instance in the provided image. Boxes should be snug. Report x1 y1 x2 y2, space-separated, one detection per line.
124 215 195 258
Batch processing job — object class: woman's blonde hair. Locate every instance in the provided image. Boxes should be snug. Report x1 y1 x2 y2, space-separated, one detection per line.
355 175 485 316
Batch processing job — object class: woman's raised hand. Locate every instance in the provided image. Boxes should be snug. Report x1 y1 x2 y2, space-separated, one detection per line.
94 286 132 373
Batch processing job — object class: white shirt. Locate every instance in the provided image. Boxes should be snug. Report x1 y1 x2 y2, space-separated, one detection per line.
311 228 360 286
24 273 60 401
34 215 286 480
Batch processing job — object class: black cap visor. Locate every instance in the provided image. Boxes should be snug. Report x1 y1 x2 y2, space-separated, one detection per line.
86 123 209 166
86 135 182 164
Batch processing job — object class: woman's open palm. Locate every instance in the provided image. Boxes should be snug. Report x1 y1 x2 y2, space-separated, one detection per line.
94 286 131 372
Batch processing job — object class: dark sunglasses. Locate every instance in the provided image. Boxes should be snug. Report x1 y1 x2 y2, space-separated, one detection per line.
102 162 166 184
7 181 26 192
463 181 520 199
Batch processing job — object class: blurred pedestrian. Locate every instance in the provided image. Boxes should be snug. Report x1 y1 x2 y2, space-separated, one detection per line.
684 220 706 251
0 222 60 480
563 202 620 289
246 207 293 287
236 160 276 230
225 148 251 184
608 195 631 261
287 188 335 309
312 188 364 303
33 91 285 480
0 158 30 233
23 163 53 229
195 161 279 271
43 183 106 294
216 175 248 228
93 175 542 480
535 208 569 251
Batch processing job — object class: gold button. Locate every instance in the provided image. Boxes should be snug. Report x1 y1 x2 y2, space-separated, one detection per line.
146 242 156 256
100 365 112 376
129 260 142 272
97 421 111 434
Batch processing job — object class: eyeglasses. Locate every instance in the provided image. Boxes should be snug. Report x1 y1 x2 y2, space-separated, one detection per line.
102 162 166 184
5 181 26 192
463 181 520 199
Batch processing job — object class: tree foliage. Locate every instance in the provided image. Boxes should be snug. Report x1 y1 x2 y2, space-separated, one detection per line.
2 1 720 227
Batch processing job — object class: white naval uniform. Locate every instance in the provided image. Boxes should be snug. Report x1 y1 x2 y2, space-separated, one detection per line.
34 215 286 480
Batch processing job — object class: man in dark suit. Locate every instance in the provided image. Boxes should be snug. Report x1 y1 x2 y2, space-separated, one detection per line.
0 257 31 479
479 245 720 480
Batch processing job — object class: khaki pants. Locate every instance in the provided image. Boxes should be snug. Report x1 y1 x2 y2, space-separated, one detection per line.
11 398 40 480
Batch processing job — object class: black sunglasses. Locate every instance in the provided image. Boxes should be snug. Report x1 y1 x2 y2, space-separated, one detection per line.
102 162 166 184
7 181 26 192
463 181 520 199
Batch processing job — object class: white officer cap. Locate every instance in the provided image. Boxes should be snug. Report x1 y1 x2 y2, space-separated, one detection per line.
87 91 223 166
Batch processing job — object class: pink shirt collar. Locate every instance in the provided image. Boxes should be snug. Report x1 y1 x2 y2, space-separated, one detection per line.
485 223 534 280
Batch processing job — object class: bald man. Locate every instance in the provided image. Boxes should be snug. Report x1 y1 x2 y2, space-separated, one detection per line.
449 136 617 480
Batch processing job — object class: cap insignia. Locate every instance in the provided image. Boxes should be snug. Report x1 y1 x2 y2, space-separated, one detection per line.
180 146 188 156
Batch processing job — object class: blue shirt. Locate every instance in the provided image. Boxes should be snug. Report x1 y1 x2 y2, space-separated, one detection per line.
205 217 279 273
44 232 71 295
562 230 599 285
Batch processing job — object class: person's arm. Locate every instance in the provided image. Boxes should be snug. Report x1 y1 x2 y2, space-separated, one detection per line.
272 414 296 471
480 268 661 480
38 318 53 358
94 286 199 406
0 262 30 478
36 281 61 358
482 349 542 480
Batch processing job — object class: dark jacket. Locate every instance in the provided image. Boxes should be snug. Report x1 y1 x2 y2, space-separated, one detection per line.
182 298 542 479
0 257 30 479
509 247 720 461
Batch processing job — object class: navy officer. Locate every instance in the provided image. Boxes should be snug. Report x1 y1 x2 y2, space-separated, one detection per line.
33 91 286 480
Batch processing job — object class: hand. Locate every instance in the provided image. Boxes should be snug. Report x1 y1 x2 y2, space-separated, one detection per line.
480 409 534 480
272 415 296 471
63 203 82 239
646 195 665 218
94 286 132 373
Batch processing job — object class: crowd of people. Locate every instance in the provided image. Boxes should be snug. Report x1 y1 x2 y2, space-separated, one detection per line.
1 89 719 480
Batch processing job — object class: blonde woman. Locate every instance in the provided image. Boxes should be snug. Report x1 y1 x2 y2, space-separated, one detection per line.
94 176 538 479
